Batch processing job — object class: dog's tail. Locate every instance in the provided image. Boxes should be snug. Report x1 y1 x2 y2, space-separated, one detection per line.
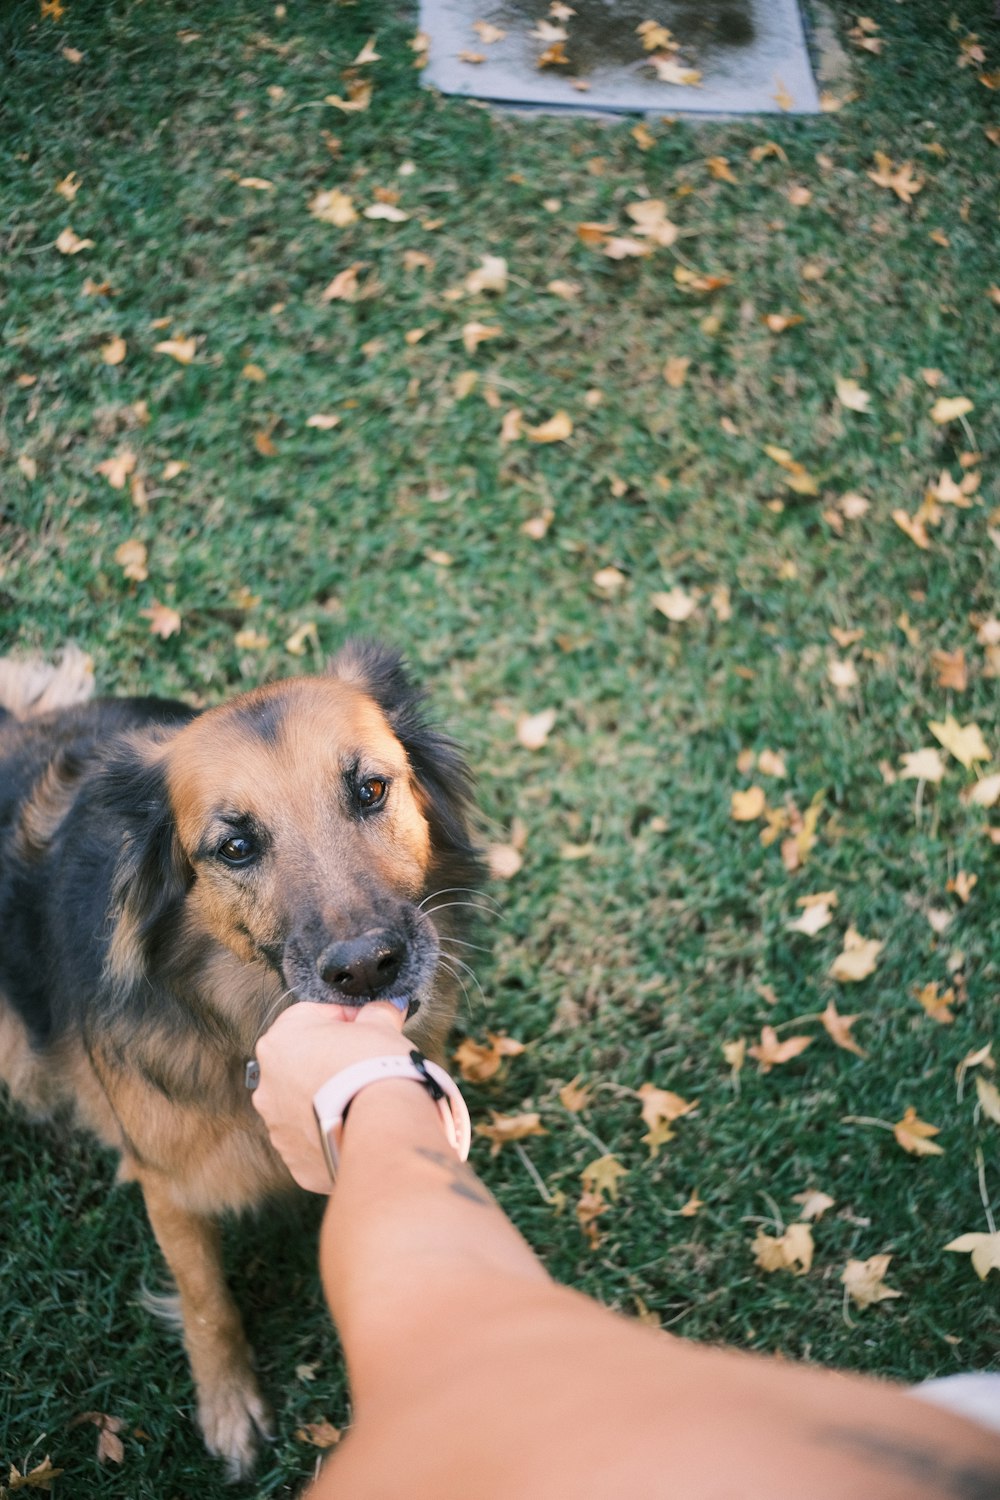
0 643 95 722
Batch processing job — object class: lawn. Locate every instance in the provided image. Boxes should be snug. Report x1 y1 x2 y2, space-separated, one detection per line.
1 0 998 1493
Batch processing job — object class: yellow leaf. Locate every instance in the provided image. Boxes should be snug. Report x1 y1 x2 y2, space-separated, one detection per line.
113 538 148 582
631 122 656 151
96 449 137 489
829 926 883 982
353 35 381 64
140 602 182 639
526 411 573 443
820 999 867 1057
558 1075 592 1112
963 773 1000 809
753 1221 814 1274
892 507 931 549
237 176 274 191
841 1254 903 1308
101 335 126 365
320 263 363 302
309 188 358 226
652 587 698 623
295 1421 341 1448
975 1074 1000 1126
454 1032 525 1084
625 199 679 246
914 982 956 1025
899 747 947 783
944 1231 1000 1279
930 395 973 424
928 714 991 769
748 1026 813 1073
581 1154 628 1200
285 621 318 657
792 1189 835 1221
154 336 197 364
462 321 502 354
867 151 923 202
55 227 93 254
787 900 835 937
705 155 738 183
722 1038 746 1076
893 1106 944 1156
324 80 372 112
731 785 766 821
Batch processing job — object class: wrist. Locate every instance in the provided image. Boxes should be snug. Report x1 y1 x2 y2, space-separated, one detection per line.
313 1051 472 1181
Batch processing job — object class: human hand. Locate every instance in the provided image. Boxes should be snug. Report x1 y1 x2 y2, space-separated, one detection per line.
252 1001 412 1193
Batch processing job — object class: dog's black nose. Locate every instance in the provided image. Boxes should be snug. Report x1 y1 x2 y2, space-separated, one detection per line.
317 929 405 999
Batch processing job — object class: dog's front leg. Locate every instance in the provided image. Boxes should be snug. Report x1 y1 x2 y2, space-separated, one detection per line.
139 1174 273 1479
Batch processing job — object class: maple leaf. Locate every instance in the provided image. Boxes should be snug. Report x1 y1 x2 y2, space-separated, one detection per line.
929 395 973 424
296 1420 341 1447
731 785 766 822
787 900 834 937
472 20 506 43
841 1255 903 1309
625 199 679 247
320 263 363 302
820 999 867 1057
893 1107 944 1156
581 1154 628 1200
748 1026 812 1073
114 538 148 582
899 747 947 783
792 1189 835 1221
637 1083 695 1158
835 376 872 413
753 1221 814 1274
944 1231 1000 1279
354 35 381 64
6 1456 63 1490
309 188 358 226
928 715 991 769
537 41 570 68
914 982 956 1025
636 20 675 52
453 1032 525 1084
154 336 197 364
648 53 701 86
829 927 883 982
963 773 1000 809
55 227 93 254
558 1075 592 1112
141 602 182 639
96 449 137 489
867 152 923 203
475 1111 546 1156
652 587 698 624
526 411 572 443
516 708 556 750
325 79 372 112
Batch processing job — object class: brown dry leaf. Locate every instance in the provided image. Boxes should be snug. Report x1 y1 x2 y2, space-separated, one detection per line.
7 1456 64 1490
722 1038 746 1077
787 900 835 937
827 658 858 698
558 1075 592 1112
101 335 126 365
944 1231 1000 1280
309 188 358 226
55 170 81 200
929 395 973 424
756 748 787 778
731 785 766 822
867 151 923 203
353 35 381 64
830 926 883 982
975 1075 1000 1126
706 155 738 183
465 255 508 295
648 53 701 86
141 602 182 639
663 355 690 388
234 627 270 651
581 1154 628 1200
842 1255 903 1309
602 235 652 260
753 1221 814 1275
516 707 556 750
835 376 872 413
453 1033 525 1084
748 1026 813 1074
893 1106 944 1156
296 1421 341 1448
899 747 947 783
547 278 581 299
154 336 197 364
487 843 522 880
892 508 932 550
785 182 812 206
711 583 733 621
947 870 977 904
914 980 957 1026
320 263 363 302
773 78 794 110
254 430 279 457
652 587 698 623
501 408 524 444
475 1111 546 1156
820 999 867 1058
637 20 674 51
679 1189 704 1217
114 538 148 582
963 772 1000 809
364 202 409 223
576 1187 608 1247
673 265 731 293
306 413 340 430
631 122 656 151
792 1189 835 1221
625 199 679 247
96 449 137 489
55 227 94 254
637 1083 695 1158
462 321 502 354
763 312 804 333
472 19 506 43
928 715 991 769
526 411 573 443
325 78 372 112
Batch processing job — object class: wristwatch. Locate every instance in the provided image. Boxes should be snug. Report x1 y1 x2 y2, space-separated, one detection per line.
312 1048 472 1181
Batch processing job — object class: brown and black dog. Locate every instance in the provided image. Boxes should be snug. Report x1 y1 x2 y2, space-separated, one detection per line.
0 640 481 1477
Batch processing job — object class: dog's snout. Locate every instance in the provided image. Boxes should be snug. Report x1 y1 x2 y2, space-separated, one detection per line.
317 929 405 999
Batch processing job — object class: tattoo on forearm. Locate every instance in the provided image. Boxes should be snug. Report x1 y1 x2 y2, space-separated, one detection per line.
415 1146 493 1205
821 1426 1000 1500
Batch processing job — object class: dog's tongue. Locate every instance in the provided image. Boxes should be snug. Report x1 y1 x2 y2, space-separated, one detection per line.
326 998 410 1022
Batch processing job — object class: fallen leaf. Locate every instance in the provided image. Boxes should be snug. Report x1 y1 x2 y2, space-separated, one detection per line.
930 395 973 424
602 235 652 260
237 176 274 191
324 79 372 112
787 900 835 936
793 1189 835 1221
320 263 363 302
756 748 787 778
305 413 340 430
867 151 923 203
648 53 702 86
96 449 137 489
892 508 931 550
722 1038 746 1077
975 1074 1000 1127
821 999 867 1057
581 1154 628 1200
242 363 266 382
516 708 556 750
464 255 508 295
928 715 990 769
17 455 38 481
353 35 381 64
453 1033 525 1084
947 870 977 904
914 982 956 1024
285 621 318 657
662 355 690 388
6 1456 63 1490
944 1230 1000 1279
502 410 524 445
472 19 506 43
753 1221 814 1274
963 773 1000 809
842 1255 903 1309
364 202 409 222
462 321 502 354
154 336 197 364
785 183 813 206
55 227 93 254
631 122 656 151
140 602 181 639
706 155 738 183
637 1083 696 1158
652 587 697 623
828 658 858 697
558 1075 592 1112
830 927 883 982
899 747 947 783
113 538 148 582
749 1026 813 1073
234 627 270 650
731 785 766 822
893 1106 944 1156
526 411 573 443
547 278 581 299
679 1189 704 1217
309 188 358 226
487 843 522 880
763 312 804 333
836 376 872 413
295 1421 341 1448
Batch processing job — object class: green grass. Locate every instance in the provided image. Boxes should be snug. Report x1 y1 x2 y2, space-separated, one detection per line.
1 0 999 1492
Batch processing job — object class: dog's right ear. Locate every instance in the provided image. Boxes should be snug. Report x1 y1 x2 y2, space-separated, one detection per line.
93 740 193 987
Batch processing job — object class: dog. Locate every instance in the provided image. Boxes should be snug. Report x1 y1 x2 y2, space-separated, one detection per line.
0 639 481 1477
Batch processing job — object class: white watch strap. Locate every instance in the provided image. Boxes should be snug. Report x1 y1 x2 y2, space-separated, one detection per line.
313 1053 472 1181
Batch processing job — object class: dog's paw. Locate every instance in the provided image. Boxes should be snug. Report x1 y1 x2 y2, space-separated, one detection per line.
198 1376 274 1482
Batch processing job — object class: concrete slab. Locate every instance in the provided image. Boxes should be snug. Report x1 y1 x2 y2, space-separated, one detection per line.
420 0 820 116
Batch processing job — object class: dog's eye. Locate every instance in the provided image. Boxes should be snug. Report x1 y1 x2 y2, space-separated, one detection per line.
357 776 389 811
217 836 257 866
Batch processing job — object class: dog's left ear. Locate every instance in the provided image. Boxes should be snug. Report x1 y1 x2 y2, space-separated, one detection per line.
93 739 193 984
328 639 480 868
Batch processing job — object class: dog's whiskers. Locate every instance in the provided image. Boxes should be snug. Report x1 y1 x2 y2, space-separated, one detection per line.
418 886 501 914
255 986 295 1043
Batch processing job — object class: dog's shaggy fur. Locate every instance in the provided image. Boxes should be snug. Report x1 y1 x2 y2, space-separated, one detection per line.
0 641 481 1476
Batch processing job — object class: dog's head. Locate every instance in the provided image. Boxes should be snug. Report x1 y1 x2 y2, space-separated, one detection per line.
101 641 481 1040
